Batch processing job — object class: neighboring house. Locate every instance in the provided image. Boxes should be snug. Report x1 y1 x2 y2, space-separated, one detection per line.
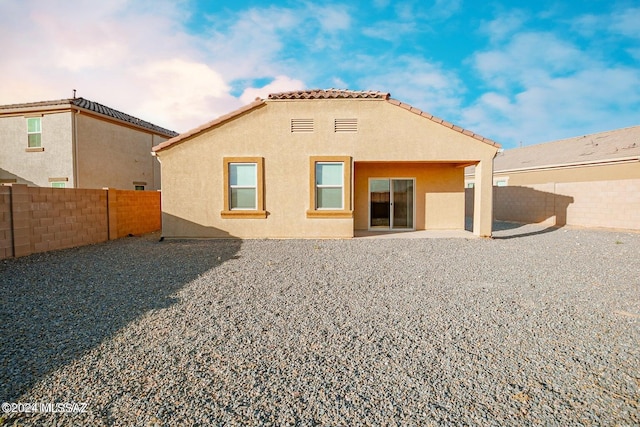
0 97 178 190
464 125 640 231
465 125 640 187
153 89 500 238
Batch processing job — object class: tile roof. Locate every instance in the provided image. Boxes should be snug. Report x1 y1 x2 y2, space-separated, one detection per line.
154 89 500 152
386 98 499 147
0 98 178 137
492 125 640 172
268 89 390 100
153 99 266 152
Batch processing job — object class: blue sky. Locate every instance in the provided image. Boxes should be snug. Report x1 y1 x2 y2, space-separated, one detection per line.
1 0 639 148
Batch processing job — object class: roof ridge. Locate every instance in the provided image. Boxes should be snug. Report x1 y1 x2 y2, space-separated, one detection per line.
72 98 178 137
514 124 640 149
268 89 390 100
386 98 500 148
0 97 177 137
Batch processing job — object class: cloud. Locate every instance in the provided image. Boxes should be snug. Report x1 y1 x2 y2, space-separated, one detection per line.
479 10 528 43
611 7 640 38
239 76 306 104
573 7 640 39
472 32 590 88
464 23 640 146
357 56 464 118
463 65 640 146
133 58 233 132
0 1 315 133
310 4 351 32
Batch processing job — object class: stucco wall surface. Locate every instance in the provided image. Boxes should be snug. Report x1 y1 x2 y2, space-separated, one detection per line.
354 162 465 230
493 161 640 186
158 99 497 238
0 112 74 186
76 114 165 190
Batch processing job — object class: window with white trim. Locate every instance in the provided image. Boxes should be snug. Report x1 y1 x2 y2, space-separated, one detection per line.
306 156 351 218
315 162 344 209
27 117 42 147
221 157 266 219
229 163 257 210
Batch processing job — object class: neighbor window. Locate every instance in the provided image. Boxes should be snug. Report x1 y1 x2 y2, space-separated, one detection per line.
306 156 352 218
135 185 145 191
27 117 42 148
51 182 66 188
222 157 266 218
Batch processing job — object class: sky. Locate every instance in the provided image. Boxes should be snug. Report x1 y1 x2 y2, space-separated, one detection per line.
1 0 639 148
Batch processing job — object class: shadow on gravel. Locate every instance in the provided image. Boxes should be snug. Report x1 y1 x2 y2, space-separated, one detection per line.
491 221 563 239
0 234 241 402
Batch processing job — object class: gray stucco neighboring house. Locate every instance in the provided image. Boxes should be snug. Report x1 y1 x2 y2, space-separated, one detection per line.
0 98 178 190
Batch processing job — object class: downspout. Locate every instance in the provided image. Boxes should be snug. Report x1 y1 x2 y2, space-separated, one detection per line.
72 109 80 188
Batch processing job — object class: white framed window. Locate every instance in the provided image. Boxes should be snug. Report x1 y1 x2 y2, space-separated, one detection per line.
315 162 344 209
229 163 257 210
306 156 352 218
222 157 266 219
27 117 42 147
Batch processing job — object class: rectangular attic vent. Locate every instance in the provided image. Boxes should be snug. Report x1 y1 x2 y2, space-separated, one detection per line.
334 118 358 133
291 118 314 133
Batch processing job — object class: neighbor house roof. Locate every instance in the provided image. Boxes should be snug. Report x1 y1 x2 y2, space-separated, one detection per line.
487 125 640 174
153 89 499 152
0 98 178 137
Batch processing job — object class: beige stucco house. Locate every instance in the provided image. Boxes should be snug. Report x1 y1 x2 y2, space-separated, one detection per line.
0 97 178 190
153 89 500 238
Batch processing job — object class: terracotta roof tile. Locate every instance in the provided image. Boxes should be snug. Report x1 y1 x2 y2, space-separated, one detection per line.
153 99 266 152
268 89 390 100
0 98 178 137
155 89 501 152
386 98 500 148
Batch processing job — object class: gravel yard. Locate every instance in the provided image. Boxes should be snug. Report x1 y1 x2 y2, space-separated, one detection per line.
1 223 639 426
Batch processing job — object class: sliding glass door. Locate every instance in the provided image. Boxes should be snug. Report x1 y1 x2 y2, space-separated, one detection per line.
369 178 414 230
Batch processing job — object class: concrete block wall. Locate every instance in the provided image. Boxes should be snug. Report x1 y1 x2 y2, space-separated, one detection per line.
556 179 640 231
465 178 640 231
0 186 13 258
108 189 161 240
0 185 161 259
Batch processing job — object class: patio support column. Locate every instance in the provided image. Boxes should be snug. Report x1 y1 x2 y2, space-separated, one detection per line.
473 159 494 237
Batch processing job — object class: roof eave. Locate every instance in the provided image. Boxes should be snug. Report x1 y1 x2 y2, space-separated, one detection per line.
494 156 640 174
386 99 501 149
70 104 177 138
0 101 74 116
153 99 267 153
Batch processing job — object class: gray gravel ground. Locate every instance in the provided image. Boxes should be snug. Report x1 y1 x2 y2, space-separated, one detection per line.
1 223 639 426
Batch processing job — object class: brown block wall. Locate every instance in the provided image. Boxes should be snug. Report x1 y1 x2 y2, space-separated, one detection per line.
0 186 13 259
0 185 161 259
108 189 161 239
